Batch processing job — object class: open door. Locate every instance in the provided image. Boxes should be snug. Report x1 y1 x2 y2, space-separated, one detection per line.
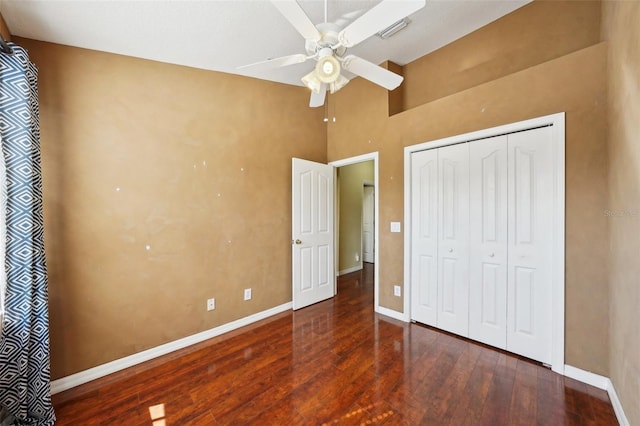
292 158 335 310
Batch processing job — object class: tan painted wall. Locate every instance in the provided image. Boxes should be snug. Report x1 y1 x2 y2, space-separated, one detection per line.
401 0 601 110
327 13 609 374
0 13 10 41
15 38 326 379
602 2 640 424
337 161 374 272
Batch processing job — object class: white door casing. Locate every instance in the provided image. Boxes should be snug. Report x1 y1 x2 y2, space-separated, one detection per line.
362 185 375 263
437 143 470 337
506 126 554 365
469 135 508 349
292 158 335 310
410 149 438 326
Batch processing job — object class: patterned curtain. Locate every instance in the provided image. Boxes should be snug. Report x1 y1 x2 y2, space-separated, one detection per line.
0 42 55 425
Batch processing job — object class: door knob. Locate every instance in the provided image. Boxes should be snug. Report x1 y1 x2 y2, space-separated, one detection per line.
448 248 453 252
294 239 302 245
489 253 495 257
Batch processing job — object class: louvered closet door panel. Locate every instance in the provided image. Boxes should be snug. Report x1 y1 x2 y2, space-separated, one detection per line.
437 143 470 337
507 126 554 364
410 149 438 326
469 136 508 349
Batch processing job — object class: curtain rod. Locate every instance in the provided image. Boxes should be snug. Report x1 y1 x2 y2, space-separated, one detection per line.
0 34 13 55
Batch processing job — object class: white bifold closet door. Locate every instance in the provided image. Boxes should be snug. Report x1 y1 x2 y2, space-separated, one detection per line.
436 143 470 336
469 135 508 349
506 126 554 364
410 143 469 336
410 149 438 326
410 126 555 365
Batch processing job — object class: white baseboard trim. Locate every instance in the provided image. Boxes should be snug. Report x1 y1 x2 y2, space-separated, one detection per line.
564 364 630 426
606 380 630 426
50 302 292 395
375 305 408 322
564 364 609 389
338 265 362 276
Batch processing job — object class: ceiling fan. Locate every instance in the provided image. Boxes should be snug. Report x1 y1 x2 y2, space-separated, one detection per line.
238 0 426 107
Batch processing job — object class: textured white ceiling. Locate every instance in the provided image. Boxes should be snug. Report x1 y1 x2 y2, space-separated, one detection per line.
0 0 531 87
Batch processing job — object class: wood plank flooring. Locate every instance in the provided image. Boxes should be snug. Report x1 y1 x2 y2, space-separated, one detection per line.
52 264 618 425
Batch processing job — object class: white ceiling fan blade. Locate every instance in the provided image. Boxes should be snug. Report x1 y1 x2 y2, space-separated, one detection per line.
310 84 327 108
333 8 366 28
237 54 308 71
338 0 426 48
342 55 404 90
271 0 321 41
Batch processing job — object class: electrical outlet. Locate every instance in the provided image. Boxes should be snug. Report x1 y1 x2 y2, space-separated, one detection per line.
355 253 360 262
244 288 252 301
207 298 215 311
394 285 401 297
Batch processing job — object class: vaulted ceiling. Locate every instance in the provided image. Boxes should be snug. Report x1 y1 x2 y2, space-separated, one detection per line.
0 0 531 87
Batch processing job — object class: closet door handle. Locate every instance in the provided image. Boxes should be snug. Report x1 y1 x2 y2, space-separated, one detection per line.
448 248 453 253
489 253 495 257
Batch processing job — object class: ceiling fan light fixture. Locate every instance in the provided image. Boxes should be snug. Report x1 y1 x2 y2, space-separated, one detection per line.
302 70 322 94
315 55 341 83
329 74 349 94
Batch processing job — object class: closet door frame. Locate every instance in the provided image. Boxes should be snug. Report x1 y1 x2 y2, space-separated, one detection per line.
403 113 565 374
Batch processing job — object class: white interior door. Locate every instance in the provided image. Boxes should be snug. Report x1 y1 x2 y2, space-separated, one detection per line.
437 143 470 337
410 149 438 326
362 185 375 263
292 158 335 310
469 136 508 349
507 127 554 364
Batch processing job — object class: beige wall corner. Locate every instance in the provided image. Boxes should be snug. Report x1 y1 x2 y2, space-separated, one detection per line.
386 61 404 117
0 13 11 40
602 1 640 424
401 0 601 110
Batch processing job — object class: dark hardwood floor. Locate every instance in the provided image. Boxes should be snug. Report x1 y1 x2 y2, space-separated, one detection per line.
52 263 618 425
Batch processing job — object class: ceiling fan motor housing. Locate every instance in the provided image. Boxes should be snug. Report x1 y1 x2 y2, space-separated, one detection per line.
309 23 346 57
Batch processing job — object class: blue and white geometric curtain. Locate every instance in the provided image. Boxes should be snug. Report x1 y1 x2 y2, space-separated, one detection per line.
0 41 55 425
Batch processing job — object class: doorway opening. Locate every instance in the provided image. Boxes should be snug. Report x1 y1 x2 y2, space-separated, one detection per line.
330 153 380 312
336 162 374 275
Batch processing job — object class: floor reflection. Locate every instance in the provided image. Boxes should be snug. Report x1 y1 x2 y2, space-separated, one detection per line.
53 263 618 425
